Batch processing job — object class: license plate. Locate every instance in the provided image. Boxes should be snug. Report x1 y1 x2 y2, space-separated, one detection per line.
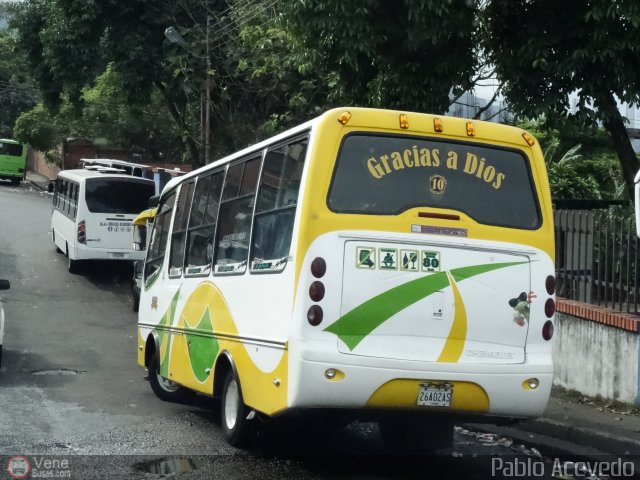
417 385 452 407
111 252 125 258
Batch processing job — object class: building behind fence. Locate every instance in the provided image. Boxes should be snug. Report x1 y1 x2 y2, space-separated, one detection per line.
555 209 639 315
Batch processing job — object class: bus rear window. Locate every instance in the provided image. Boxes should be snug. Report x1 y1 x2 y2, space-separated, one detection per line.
0 143 23 157
86 178 155 214
328 134 540 229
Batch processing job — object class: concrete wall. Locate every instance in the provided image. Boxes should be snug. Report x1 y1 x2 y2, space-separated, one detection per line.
27 150 60 181
553 311 639 404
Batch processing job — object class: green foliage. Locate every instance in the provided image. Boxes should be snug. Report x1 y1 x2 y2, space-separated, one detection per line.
12 65 185 162
0 30 38 138
281 0 479 113
518 117 624 200
483 0 640 198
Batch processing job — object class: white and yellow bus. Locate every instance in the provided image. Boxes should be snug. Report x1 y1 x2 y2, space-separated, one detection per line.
137 107 556 449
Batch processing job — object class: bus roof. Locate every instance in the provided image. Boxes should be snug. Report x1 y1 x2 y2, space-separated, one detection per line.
158 107 536 199
57 169 155 183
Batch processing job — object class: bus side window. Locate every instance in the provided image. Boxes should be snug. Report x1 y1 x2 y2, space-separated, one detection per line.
214 157 261 274
169 181 195 277
184 172 223 276
72 182 79 219
144 192 176 285
250 138 308 272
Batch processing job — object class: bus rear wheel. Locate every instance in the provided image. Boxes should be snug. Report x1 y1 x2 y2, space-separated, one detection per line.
148 350 189 403
67 255 80 274
220 370 254 447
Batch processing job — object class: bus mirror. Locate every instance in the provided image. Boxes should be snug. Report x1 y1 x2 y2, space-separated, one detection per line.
148 195 160 209
47 181 55 193
0 279 10 290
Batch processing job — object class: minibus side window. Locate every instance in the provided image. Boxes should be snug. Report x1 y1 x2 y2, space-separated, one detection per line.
184 172 223 276
169 181 195 277
214 157 261 274
250 138 307 273
144 192 176 285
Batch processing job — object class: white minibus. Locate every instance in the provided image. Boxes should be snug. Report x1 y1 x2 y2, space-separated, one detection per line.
137 107 556 449
51 169 156 273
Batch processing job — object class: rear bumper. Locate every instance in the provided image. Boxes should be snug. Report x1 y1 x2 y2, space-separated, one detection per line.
288 343 552 419
71 243 145 262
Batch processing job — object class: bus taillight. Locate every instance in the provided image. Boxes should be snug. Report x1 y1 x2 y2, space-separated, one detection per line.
544 298 555 318
311 257 326 278
78 220 86 244
542 320 554 341
545 275 556 295
309 281 325 302
307 305 323 326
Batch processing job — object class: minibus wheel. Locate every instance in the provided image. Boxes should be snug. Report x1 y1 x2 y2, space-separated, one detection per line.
220 370 254 447
67 256 80 274
148 350 189 402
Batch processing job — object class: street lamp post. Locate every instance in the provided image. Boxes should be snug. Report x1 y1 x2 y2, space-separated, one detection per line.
164 21 212 165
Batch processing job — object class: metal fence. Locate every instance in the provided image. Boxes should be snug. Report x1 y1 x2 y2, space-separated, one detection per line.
554 210 639 314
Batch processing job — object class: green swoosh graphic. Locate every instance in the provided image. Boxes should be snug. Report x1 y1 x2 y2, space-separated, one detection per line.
324 261 526 350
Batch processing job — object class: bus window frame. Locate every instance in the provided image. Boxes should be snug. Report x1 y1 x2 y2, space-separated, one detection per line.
168 180 196 279
212 155 264 277
182 169 225 278
144 190 177 286
248 134 309 275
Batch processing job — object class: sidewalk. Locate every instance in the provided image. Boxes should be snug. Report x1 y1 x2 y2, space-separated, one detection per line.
26 170 53 190
470 387 640 458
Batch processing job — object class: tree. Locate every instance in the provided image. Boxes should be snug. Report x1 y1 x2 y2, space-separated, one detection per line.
10 0 203 163
281 0 480 113
483 0 640 200
0 30 38 138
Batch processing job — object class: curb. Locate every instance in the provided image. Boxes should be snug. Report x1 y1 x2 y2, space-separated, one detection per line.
465 417 640 457
516 417 640 456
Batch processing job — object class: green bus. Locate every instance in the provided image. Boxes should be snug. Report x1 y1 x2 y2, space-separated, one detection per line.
0 139 27 185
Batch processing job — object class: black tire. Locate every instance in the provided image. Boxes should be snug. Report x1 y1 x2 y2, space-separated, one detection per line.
10 178 20 186
67 255 80 274
148 349 189 402
379 416 453 452
220 369 255 447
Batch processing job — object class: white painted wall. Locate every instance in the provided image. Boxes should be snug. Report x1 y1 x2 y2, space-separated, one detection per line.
552 313 638 404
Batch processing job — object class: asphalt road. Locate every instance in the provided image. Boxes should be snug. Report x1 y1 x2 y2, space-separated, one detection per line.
0 180 613 479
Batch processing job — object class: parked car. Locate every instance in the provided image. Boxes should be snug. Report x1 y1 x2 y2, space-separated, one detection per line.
0 278 10 368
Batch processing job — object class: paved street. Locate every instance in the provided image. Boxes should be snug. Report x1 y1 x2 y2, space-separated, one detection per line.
0 180 632 479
